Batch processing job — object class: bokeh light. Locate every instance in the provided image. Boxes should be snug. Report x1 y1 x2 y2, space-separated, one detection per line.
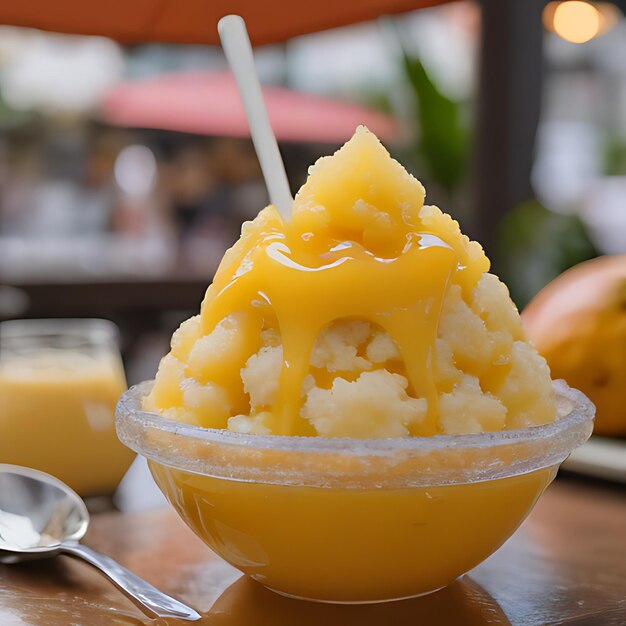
543 1 620 44
554 1 600 43
114 145 157 196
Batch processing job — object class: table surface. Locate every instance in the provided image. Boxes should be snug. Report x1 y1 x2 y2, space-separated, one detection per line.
1 477 624 626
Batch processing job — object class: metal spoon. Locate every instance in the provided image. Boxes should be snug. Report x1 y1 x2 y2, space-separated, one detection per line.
0 464 200 621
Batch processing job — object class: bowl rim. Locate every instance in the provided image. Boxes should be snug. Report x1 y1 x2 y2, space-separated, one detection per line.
116 379 594 487
0 318 119 343
117 378 594 455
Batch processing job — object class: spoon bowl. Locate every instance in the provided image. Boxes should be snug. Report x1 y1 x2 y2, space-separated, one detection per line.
0 464 88 561
0 464 200 620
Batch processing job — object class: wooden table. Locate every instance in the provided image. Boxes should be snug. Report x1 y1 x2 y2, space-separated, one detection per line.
1 477 624 626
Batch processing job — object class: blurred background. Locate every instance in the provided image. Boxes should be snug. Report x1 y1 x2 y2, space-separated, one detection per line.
0 0 624 384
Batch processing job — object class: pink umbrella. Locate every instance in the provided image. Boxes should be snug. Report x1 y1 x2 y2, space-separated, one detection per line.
100 71 400 144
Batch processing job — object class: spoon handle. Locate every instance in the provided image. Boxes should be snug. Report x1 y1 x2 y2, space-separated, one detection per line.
60 542 200 621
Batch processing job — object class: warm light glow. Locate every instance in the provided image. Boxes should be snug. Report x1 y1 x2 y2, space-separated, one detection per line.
543 1 621 44
554 1 600 43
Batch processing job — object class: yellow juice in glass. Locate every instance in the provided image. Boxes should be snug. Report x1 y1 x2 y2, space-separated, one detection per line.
0 319 134 496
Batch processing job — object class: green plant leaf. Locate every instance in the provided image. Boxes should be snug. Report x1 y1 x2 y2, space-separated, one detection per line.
496 199 598 308
402 54 469 192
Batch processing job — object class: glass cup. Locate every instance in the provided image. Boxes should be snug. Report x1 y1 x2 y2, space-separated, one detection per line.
0 319 135 496
116 379 594 604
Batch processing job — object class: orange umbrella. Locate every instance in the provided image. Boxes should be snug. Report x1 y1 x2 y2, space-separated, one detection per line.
100 71 400 143
0 0 452 45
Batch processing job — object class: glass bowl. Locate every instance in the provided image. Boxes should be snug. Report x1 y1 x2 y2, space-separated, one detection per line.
116 379 594 604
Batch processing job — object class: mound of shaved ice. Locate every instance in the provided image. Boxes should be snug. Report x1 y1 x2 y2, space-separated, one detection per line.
144 128 555 437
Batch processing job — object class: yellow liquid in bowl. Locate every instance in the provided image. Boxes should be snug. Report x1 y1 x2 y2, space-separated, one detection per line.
0 351 134 496
150 462 556 603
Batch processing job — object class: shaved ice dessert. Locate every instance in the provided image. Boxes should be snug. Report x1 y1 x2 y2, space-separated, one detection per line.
144 127 556 437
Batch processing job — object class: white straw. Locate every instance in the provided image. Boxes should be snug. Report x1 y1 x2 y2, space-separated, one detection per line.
218 15 293 220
